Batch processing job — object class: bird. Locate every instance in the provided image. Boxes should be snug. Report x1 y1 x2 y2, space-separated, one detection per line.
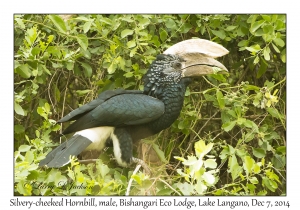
39 39 229 170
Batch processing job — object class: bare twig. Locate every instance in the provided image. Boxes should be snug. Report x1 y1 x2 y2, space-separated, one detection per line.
158 178 181 196
235 65 250 85
60 72 70 142
78 159 98 164
48 70 57 113
126 164 141 196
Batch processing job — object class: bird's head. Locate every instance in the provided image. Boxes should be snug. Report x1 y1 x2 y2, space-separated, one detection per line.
143 39 229 96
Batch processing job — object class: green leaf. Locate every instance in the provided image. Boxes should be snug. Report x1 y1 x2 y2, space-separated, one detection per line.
127 40 136 48
14 102 25 116
243 156 255 176
267 107 284 120
253 148 266 158
124 72 133 78
35 130 40 138
280 48 286 63
271 154 285 168
273 38 285 47
250 20 265 33
165 18 176 29
195 140 214 157
236 117 245 125
152 144 168 163
257 57 268 78
16 64 31 79
271 43 280 53
138 17 150 27
25 150 34 163
261 15 271 22
132 174 142 186
276 146 286 154
181 23 192 33
253 56 260 65
76 89 92 96
228 155 242 181
159 29 168 42
254 29 264 37
53 84 61 102
48 15 67 34
174 156 186 162
195 181 207 195
253 163 261 174
156 188 173 196
19 145 31 152
177 182 193 195
244 85 260 91
99 163 110 178
15 18 25 29
249 177 259 184
262 176 276 192
66 61 74 70
47 35 54 43
14 125 25 134
227 109 237 118
225 25 237 31
44 103 50 113
151 35 160 47
238 40 249 47
17 180 32 195
107 62 117 74
24 26 38 46
204 159 217 169
263 47 270 61
275 19 285 30
222 121 236 132
232 165 243 182
54 172 67 187
246 44 261 53
83 21 93 33
182 156 197 166
37 107 44 116
99 17 113 25
81 62 92 77
216 90 225 109
76 34 88 51
211 29 226 39
121 29 134 38
219 146 230 159
202 171 215 185
243 120 258 132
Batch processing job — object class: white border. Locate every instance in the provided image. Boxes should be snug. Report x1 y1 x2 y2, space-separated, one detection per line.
4 0 300 209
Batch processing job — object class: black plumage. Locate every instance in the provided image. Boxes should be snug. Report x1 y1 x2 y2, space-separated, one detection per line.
39 39 228 169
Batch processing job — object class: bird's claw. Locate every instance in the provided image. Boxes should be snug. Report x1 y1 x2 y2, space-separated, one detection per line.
131 157 151 174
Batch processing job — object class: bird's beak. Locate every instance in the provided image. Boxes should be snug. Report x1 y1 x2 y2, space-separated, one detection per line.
180 53 228 77
163 39 229 77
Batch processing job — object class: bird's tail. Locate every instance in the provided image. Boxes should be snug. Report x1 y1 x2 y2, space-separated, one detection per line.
39 134 92 168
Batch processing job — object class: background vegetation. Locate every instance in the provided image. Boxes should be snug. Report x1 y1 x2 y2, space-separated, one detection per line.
14 14 286 195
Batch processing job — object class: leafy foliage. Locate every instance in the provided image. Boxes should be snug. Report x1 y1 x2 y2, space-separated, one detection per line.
14 14 286 195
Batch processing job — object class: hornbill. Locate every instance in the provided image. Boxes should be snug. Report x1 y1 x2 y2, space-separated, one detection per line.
39 39 228 170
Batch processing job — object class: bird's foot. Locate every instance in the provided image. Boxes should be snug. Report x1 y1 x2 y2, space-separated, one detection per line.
131 157 151 174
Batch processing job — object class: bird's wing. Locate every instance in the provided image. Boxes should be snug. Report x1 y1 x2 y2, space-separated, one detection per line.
58 89 143 123
61 93 165 134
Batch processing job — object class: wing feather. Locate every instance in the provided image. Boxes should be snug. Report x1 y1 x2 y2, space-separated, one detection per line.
61 93 165 134
58 89 142 123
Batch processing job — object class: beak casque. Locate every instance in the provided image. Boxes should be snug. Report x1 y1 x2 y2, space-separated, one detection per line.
163 39 229 77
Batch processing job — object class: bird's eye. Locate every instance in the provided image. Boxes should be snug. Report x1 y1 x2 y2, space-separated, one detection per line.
173 62 182 69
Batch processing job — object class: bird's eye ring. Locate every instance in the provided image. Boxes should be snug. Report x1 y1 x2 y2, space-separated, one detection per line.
174 62 182 68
